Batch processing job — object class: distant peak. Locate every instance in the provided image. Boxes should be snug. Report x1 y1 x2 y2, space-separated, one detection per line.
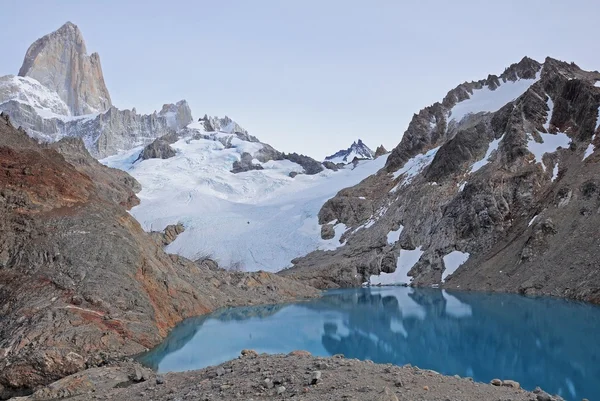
324 139 375 163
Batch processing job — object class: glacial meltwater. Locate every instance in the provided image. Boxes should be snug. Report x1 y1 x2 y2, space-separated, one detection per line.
139 287 600 400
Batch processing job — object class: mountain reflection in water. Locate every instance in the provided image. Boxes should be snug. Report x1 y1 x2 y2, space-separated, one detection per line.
139 287 600 401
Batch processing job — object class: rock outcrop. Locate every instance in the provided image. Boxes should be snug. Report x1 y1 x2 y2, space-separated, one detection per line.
158 101 193 131
282 57 600 304
231 152 264 173
0 119 319 398
18 22 111 116
374 145 388 158
137 136 177 161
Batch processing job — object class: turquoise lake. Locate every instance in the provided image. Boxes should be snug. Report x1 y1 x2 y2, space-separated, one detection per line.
139 287 600 401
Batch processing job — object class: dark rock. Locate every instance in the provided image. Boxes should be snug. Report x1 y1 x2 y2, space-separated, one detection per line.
231 152 264 173
283 153 324 175
374 145 388 158
320 224 335 240
322 161 339 171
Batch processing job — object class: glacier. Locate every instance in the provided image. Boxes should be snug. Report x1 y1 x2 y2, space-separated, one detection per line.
103 123 388 271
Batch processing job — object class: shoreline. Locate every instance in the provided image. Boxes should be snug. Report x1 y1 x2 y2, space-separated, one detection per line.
13 351 563 401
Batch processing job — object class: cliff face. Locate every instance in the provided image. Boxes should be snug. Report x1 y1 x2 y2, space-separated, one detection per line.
282 57 600 304
0 99 193 158
0 22 194 158
18 22 112 116
0 116 318 398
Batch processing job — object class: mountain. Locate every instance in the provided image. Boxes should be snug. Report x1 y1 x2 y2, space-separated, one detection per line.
0 115 318 397
103 120 387 271
0 22 192 158
325 139 375 163
18 21 111 116
282 57 600 304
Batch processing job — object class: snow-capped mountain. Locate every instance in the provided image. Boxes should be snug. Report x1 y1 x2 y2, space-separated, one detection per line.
325 139 375 163
283 56 600 304
102 121 387 271
0 22 192 158
0 21 388 272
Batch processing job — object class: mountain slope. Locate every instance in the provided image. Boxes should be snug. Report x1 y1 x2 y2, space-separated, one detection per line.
281 57 600 303
103 121 388 271
325 139 375 163
0 114 317 397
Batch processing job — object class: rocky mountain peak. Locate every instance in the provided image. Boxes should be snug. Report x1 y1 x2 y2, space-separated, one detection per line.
325 139 375 163
158 100 193 130
17 21 112 116
500 56 542 81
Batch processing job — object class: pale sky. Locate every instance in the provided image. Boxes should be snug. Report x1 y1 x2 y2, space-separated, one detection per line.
2 0 600 159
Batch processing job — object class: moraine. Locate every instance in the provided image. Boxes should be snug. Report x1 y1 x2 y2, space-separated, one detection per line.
139 287 600 401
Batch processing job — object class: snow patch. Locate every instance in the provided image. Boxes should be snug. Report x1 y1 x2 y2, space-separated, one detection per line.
390 147 440 193
318 223 348 251
470 134 504 173
583 134 597 161
543 95 554 131
528 215 538 227
386 226 404 244
449 72 540 124
595 81 600 88
552 162 559 181
369 247 423 285
442 251 470 282
527 132 571 171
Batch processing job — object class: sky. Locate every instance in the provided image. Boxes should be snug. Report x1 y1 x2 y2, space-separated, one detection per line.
2 0 600 159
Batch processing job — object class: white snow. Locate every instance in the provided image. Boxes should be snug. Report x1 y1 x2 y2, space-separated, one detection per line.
102 132 388 271
543 96 554 131
390 146 440 192
317 223 348 251
0 75 70 116
595 81 600 88
470 134 504 173
0 75 99 124
583 134 597 161
458 181 466 192
386 225 404 244
552 162 559 181
528 215 538 227
369 247 424 285
441 251 470 282
527 132 571 171
442 290 472 318
449 72 540 124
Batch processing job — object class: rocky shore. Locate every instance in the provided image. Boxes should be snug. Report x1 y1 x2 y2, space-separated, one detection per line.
13 351 563 401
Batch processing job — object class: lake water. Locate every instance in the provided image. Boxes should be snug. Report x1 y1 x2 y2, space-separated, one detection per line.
139 287 600 401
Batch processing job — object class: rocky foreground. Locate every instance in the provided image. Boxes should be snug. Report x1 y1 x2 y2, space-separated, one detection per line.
13 351 562 401
0 116 318 399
